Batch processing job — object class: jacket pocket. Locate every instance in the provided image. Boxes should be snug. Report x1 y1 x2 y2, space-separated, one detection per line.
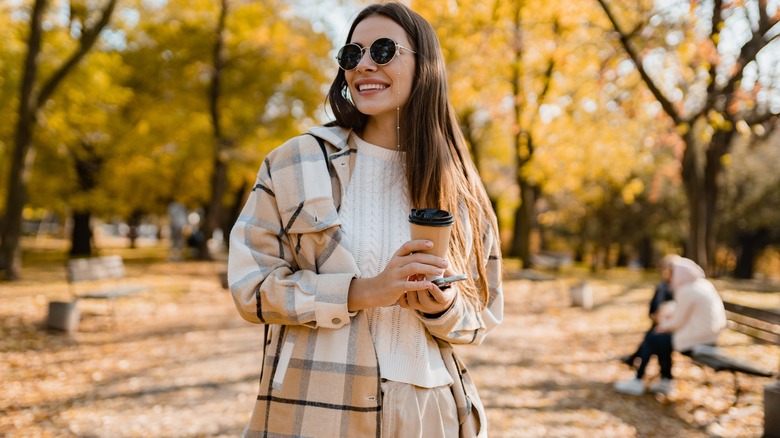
272 333 297 391
280 197 340 235
436 338 486 438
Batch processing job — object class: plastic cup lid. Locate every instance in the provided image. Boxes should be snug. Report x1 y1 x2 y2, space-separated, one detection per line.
408 208 454 226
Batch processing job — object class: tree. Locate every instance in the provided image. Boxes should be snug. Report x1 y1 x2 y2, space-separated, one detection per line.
720 125 780 278
506 3 559 267
414 0 566 267
32 49 134 256
198 0 322 259
199 0 231 260
595 0 780 271
415 0 680 268
0 0 336 273
113 0 332 256
1 0 118 280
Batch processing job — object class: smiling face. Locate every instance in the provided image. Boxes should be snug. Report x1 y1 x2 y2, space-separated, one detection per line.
345 15 416 127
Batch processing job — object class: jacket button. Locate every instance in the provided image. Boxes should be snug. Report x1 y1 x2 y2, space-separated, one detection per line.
332 318 341 325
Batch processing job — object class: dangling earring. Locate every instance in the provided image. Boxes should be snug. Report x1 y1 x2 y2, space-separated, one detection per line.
396 71 401 150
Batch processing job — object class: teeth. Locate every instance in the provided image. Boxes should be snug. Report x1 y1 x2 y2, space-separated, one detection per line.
358 83 387 91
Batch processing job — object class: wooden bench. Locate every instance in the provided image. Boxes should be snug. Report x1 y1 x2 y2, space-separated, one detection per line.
67 256 146 297
687 301 778 409
47 255 147 331
68 255 147 319
722 301 780 345
530 252 572 271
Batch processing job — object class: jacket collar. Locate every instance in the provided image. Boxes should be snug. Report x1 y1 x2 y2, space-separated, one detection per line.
308 125 352 151
306 125 355 200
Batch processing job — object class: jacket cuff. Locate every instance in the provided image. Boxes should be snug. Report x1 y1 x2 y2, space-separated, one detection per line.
418 290 462 326
314 272 356 329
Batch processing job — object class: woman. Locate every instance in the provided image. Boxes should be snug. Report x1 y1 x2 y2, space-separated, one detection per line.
228 2 503 437
614 257 726 396
620 254 678 368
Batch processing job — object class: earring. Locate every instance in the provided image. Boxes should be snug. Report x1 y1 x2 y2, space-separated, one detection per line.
396 71 401 150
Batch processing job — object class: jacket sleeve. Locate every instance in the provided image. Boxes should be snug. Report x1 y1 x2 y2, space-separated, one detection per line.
227 142 357 330
657 289 694 333
648 284 664 316
418 219 503 345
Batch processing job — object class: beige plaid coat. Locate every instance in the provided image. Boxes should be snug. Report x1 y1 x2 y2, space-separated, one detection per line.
228 125 503 437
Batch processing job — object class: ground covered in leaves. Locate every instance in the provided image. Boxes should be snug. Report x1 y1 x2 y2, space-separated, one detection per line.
1 243 778 437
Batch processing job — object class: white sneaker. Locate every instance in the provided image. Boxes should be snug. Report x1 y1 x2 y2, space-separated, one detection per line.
614 378 645 395
649 378 675 396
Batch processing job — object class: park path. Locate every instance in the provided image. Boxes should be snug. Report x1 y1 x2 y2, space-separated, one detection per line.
1 260 776 437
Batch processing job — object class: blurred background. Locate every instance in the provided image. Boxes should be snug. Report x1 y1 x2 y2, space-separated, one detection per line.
1 2 779 437
1 0 779 280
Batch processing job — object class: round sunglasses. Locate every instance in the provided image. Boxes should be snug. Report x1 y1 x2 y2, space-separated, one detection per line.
336 37 416 71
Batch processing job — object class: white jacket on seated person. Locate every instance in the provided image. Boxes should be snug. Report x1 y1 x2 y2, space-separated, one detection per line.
657 257 727 352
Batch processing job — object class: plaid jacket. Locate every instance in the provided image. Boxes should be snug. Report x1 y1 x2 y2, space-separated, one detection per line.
228 125 503 437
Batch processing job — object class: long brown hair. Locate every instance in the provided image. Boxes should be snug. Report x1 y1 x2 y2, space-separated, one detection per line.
327 2 498 307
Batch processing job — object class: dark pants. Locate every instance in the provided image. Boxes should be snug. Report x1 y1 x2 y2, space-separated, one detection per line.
635 331 674 380
627 324 657 360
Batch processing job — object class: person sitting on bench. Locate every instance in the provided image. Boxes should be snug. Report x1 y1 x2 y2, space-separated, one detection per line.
614 257 727 396
620 254 678 368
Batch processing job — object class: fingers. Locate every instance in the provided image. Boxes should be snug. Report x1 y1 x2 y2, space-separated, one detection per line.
401 263 445 280
403 287 441 307
400 290 426 310
398 293 409 308
425 285 446 302
401 279 458 314
394 242 448 276
396 239 435 256
381 240 451 310
400 278 434 296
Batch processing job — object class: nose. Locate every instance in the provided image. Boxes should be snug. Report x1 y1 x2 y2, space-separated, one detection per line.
355 48 376 72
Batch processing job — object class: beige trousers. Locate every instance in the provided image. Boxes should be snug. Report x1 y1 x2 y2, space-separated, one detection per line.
380 379 459 438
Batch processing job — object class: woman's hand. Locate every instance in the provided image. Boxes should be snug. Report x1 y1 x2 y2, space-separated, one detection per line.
348 239 449 312
399 270 458 316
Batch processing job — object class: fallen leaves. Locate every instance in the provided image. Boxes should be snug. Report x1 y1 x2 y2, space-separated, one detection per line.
1 260 777 437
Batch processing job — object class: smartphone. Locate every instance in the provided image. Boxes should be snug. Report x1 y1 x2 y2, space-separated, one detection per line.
432 274 468 290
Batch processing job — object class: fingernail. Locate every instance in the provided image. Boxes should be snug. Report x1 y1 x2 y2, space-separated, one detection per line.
425 241 433 248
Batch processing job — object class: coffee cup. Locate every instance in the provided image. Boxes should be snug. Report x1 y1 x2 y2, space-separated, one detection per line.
409 208 454 279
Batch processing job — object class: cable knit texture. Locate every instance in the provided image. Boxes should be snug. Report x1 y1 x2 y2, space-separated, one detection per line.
339 133 451 388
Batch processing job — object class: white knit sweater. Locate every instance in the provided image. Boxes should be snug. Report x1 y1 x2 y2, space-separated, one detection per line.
338 133 451 388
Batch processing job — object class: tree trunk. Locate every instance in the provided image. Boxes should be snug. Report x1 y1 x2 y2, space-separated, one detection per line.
1 0 117 280
68 141 104 256
505 3 554 268
69 211 93 257
508 3 525 263
637 236 654 269
616 245 629 268
127 210 143 249
512 179 535 268
680 127 734 274
680 130 708 271
202 157 227 257
201 0 230 261
733 229 768 279
460 108 481 173
574 240 585 264
687 178 709 271
0 0 46 280
703 128 733 271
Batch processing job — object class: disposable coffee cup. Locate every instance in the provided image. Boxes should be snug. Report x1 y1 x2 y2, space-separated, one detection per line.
409 208 454 280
